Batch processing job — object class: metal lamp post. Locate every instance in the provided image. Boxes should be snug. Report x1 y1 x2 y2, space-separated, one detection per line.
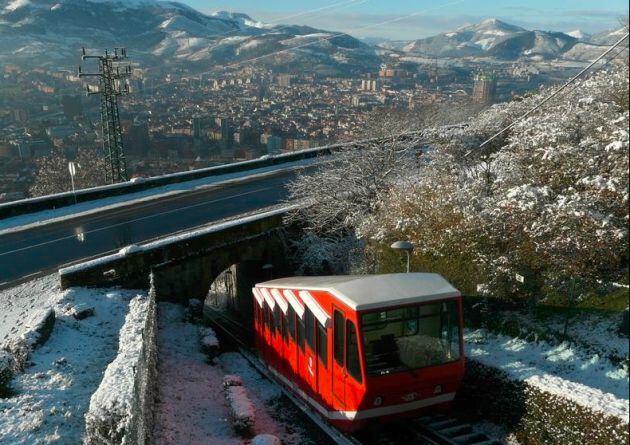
390 241 414 273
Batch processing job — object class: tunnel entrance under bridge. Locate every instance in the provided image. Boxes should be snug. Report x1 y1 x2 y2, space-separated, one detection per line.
204 261 279 328
149 228 294 328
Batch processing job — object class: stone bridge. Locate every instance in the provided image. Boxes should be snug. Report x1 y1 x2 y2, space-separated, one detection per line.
59 207 298 315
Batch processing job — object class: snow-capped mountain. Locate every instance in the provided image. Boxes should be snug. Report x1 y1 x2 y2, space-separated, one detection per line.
393 18 578 60
591 26 629 45
566 29 592 42
0 0 378 73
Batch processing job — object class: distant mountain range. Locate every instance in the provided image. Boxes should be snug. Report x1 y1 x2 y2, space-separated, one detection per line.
379 18 626 61
0 1 626 72
0 0 378 73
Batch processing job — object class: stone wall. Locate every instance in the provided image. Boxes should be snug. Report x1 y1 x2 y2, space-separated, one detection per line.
84 288 157 445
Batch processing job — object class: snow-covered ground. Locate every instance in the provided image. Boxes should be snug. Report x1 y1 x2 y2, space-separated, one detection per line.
0 275 57 345
153 303 321 445
0 158 321 236
0 285 144 444
465 327 629 422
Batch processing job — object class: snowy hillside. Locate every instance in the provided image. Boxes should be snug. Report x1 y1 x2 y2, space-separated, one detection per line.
0 0 378 72
395 18 578 60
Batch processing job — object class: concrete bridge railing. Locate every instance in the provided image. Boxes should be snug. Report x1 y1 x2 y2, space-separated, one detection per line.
0 145 335 220
58 207 295 302
1 131 426 220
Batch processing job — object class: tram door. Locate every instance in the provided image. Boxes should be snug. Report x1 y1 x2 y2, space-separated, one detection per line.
332 308 346 406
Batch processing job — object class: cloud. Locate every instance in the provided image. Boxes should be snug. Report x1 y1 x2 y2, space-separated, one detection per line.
5 0 31 12
200 6 626 40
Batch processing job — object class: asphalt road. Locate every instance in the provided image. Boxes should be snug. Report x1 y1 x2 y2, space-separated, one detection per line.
0 167 305 287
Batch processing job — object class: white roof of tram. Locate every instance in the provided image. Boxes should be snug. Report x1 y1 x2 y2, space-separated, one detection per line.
256 273 460 312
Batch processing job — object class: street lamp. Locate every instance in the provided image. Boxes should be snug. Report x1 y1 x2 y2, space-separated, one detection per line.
390 240 414 273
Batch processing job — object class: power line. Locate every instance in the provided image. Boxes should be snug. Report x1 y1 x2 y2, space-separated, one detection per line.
469 32 630 155
197 0 370 45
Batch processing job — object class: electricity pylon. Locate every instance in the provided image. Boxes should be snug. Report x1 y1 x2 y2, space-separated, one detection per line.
79 48 131 183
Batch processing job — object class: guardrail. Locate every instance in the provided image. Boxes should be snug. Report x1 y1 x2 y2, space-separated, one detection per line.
0 145 334 220
0 131 426 220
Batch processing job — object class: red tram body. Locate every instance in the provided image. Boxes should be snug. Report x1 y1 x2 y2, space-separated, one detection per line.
252 273 465 432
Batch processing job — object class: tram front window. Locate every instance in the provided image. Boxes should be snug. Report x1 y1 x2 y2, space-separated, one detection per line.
362 300 461 376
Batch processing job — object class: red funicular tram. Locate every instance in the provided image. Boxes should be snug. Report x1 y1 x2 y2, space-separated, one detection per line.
252 273 465 432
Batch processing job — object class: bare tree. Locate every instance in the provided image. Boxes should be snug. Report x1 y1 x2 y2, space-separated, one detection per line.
29 147 108 198
286 132 423 235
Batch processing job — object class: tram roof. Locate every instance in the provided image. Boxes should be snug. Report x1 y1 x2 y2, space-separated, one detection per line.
257 273 460 311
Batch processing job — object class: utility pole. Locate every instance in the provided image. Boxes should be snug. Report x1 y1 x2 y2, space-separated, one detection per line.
79 47 131 184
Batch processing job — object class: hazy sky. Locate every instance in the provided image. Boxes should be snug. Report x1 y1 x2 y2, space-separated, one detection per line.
180 0 628 40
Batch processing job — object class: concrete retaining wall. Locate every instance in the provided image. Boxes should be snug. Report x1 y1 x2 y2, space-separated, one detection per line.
84 288 157 445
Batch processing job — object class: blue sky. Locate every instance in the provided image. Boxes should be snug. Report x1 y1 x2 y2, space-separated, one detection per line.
181 0 628 40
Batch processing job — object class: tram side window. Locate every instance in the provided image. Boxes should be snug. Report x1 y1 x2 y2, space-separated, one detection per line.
317 324 328 367
281 311 288 342
269 306 276 334
346 321 362 383
287 306 296 341
297 315 306 351
305 308 315 351
263 306 270 329
333 310 345 366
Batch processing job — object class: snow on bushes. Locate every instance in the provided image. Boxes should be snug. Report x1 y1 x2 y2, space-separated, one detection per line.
0 351 13 397
199 326 219 357
223 375 255 434
0 305 56 388
251 433 282 445
223 374 243 388
456 360 628 445
362 65 629 300
186 298 203 322
84 292 157 445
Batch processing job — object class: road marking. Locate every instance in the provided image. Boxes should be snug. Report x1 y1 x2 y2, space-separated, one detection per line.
0 162 319 237
21 272 42 279
0 186 277 257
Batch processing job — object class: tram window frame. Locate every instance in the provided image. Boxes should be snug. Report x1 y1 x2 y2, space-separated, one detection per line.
274 305 282 335
333 310 345 366
269 306 277 334
281 310 288 342
297 315 306 352
305 307 316 352
287 306 296 341
317 323 328 368
346 320 362 383
263 305 270 329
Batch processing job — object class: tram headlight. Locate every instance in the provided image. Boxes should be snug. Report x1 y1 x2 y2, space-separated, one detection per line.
373 396 383 406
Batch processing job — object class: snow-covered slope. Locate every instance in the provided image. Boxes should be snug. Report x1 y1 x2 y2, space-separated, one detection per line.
0 0 377 73
567 29 592 41
398 18 578 60
592 26 628 45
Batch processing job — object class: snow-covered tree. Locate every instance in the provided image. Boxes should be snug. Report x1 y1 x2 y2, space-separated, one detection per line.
367 66 629 300
29 147 108 197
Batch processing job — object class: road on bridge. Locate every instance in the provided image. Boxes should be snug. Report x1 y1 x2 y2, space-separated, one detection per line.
0 166 308 287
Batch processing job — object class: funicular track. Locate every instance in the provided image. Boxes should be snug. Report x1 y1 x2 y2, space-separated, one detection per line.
205 307 501 445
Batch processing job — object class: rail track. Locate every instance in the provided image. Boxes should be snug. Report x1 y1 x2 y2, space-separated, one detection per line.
205 307 501 445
